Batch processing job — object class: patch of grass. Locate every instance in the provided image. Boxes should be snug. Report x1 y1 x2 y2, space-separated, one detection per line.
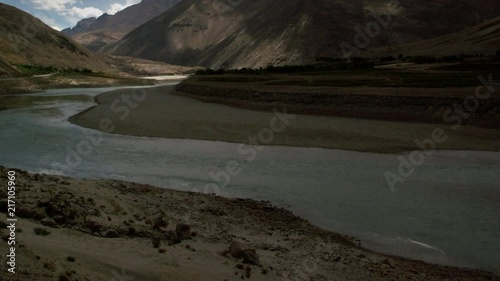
15 64 57 75
33 227 51 236
15 64 97 77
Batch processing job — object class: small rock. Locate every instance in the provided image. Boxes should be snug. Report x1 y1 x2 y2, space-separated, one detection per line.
166 230 182 245
104 229 119 238
176 224 191 240
240 249 259 265
229 241 243 257
152 238 161 248
381 259 394 268
41 217 58 228
153 214 168 229
229 241 259 265
127 227 136 236
85 220 102 233
53 215 66 224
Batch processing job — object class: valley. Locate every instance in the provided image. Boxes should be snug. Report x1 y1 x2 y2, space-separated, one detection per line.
1 0 500 280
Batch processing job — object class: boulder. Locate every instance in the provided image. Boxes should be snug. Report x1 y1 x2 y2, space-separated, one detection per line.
229 241 259 265
152 213 168 229
104 229 119 238
166 230 182 245
240 249 259 265
40 217 58 228
175 224 191 240
229 241 243 257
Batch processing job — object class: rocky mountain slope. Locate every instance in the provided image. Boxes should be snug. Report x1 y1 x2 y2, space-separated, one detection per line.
62 17 97 36
0 3 108 75
364 16 500 57
105 0 500 69
62 0 182 51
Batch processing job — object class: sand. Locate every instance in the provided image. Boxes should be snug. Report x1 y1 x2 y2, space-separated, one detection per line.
1 166 499 281
69 85 500 153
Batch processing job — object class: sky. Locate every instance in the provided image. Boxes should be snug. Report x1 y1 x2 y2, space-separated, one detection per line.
0 0 141 31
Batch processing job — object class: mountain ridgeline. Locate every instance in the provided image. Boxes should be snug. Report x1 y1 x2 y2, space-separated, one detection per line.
0 3 107 76
103 0 500 69
62 0 182 52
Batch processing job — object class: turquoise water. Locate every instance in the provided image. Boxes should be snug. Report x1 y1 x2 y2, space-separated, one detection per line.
0 85 499 274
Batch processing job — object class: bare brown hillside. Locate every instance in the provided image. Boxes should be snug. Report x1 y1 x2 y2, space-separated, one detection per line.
105 0 500 68
0 3 108 73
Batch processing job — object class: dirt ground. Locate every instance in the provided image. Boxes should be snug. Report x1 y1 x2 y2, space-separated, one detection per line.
1 167 499 281
69 84 500 153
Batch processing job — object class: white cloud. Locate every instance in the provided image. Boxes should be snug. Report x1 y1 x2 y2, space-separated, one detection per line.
32 1 103 27
36 13 64 28
107 0 141 15
31 0 77 12
29 0 142 28
67 7 103 18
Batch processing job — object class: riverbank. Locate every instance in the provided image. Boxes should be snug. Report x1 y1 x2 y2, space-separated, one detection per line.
176 74 500 128
0 55 197 97
1 166 498 281
69 84 500 153
0 73 156 97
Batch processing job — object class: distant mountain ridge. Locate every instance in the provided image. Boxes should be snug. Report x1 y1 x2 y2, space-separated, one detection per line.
62 17 97 36
104 0 500 69
62 0 182 51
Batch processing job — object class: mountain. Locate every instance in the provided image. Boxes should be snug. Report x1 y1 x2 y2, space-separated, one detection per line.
0 3 107 75
364 16 500 57
62 0 182 52
61 17 97 36
105 0 500 69
0 56 20 77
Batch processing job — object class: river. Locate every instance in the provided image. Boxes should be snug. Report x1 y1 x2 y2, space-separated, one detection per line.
0 83 499 274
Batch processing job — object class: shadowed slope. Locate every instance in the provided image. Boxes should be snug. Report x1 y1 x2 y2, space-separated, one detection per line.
105 0 500 68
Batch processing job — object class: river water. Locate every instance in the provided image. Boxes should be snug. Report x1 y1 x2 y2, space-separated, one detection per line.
0 84 499 274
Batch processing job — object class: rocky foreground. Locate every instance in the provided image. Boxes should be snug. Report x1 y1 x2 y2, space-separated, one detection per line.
1 167 499 281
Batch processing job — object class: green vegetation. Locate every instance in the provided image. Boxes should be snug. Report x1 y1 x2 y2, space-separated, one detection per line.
195 53 494 76
15 65 58 75
15 64 95 76
193 54 499 88
196 61 374 75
